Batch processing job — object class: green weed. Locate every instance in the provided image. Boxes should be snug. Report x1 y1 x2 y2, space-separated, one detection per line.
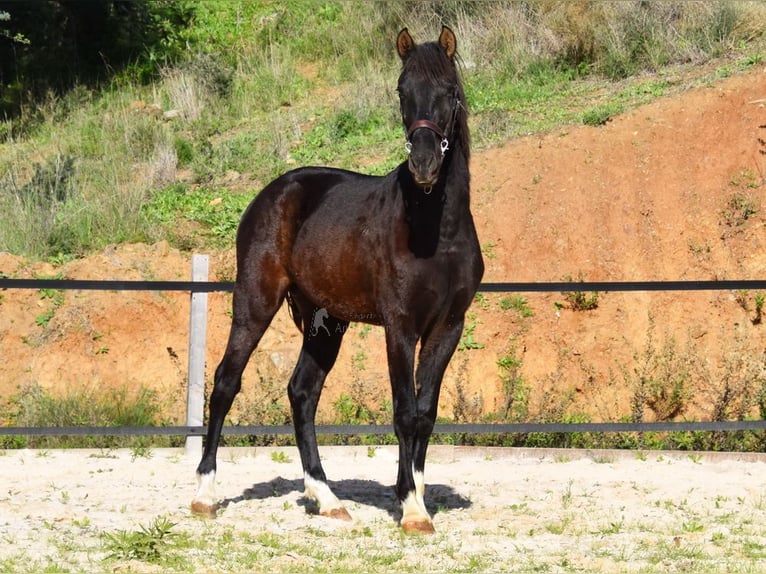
271 451 292 464
102 516 185 566
560 273 599 311
33 275 65 328
458 312 484 351
498 295 534 318
682 519 704 533
582 103 623 126
755 293 765 325
600 519 624 535
722 191 758 227
142 183 253 248
625 322 694 424
497 345 529 422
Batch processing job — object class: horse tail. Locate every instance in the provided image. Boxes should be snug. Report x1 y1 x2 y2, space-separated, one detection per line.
285 290 305 334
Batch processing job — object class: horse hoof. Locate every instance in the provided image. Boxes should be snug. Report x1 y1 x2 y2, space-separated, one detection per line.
191 500 219 518
402 519 435 535
321 507 353 521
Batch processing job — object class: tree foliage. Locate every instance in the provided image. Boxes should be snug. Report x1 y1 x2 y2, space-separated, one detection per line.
0 1 196 117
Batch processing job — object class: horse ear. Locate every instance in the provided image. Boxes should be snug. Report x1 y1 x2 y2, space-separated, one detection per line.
439 26 457 60
397 28 415 60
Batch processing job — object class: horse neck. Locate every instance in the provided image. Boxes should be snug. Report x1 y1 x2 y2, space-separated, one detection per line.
400 138 472 255
441 140 472 236
443 135 470 203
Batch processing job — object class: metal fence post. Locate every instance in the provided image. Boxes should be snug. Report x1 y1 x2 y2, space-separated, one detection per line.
185 254 209 457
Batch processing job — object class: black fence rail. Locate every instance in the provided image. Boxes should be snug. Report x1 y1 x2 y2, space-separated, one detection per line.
2 274 766 441
4 278 766 293
2 420 766 438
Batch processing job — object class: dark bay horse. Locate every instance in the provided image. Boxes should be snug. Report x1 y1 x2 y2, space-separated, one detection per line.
191 26 484 534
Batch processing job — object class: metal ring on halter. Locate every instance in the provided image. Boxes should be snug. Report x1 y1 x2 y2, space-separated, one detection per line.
405 139 448 157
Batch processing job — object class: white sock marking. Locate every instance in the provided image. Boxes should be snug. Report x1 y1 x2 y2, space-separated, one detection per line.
303 472 344 513
402 465 430 524
401 489 431 525
414 470 425 503
194 471 217 507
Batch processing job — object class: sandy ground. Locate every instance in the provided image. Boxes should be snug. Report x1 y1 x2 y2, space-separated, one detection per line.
2 446 766 573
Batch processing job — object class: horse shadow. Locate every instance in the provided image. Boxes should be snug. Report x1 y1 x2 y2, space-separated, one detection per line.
220 476 472 524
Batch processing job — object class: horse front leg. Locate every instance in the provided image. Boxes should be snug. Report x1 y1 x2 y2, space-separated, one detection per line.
385 328 432 533
410 319 465 522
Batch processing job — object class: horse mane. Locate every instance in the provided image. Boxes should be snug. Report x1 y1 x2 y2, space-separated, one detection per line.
401 41 470 161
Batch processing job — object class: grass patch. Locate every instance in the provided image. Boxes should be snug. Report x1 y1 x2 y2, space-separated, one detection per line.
142 183 254 249
0 383 176 449
102 516 188 568
582 103 623 126
498 295 534 318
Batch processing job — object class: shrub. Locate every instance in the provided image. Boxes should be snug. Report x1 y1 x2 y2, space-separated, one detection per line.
497 345 530 422
0 154 79 258
625 323 695 424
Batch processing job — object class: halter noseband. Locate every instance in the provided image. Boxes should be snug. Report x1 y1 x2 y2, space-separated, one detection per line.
406 119 447 141
405 120 449 157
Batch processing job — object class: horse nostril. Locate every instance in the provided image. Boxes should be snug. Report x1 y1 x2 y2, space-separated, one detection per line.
408 156 440 186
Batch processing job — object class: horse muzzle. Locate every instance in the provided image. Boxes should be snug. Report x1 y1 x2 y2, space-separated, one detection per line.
405 121 449 188
408 153 442 187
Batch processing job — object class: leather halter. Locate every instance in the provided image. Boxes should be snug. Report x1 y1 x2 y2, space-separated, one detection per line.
406 119 447 141
404 92 460 157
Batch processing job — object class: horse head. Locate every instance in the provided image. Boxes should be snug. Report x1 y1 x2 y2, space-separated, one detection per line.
396 26 464 189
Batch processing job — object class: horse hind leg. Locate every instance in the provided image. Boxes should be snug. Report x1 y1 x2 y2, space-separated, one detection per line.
287 300 350 520
192 273 287 517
